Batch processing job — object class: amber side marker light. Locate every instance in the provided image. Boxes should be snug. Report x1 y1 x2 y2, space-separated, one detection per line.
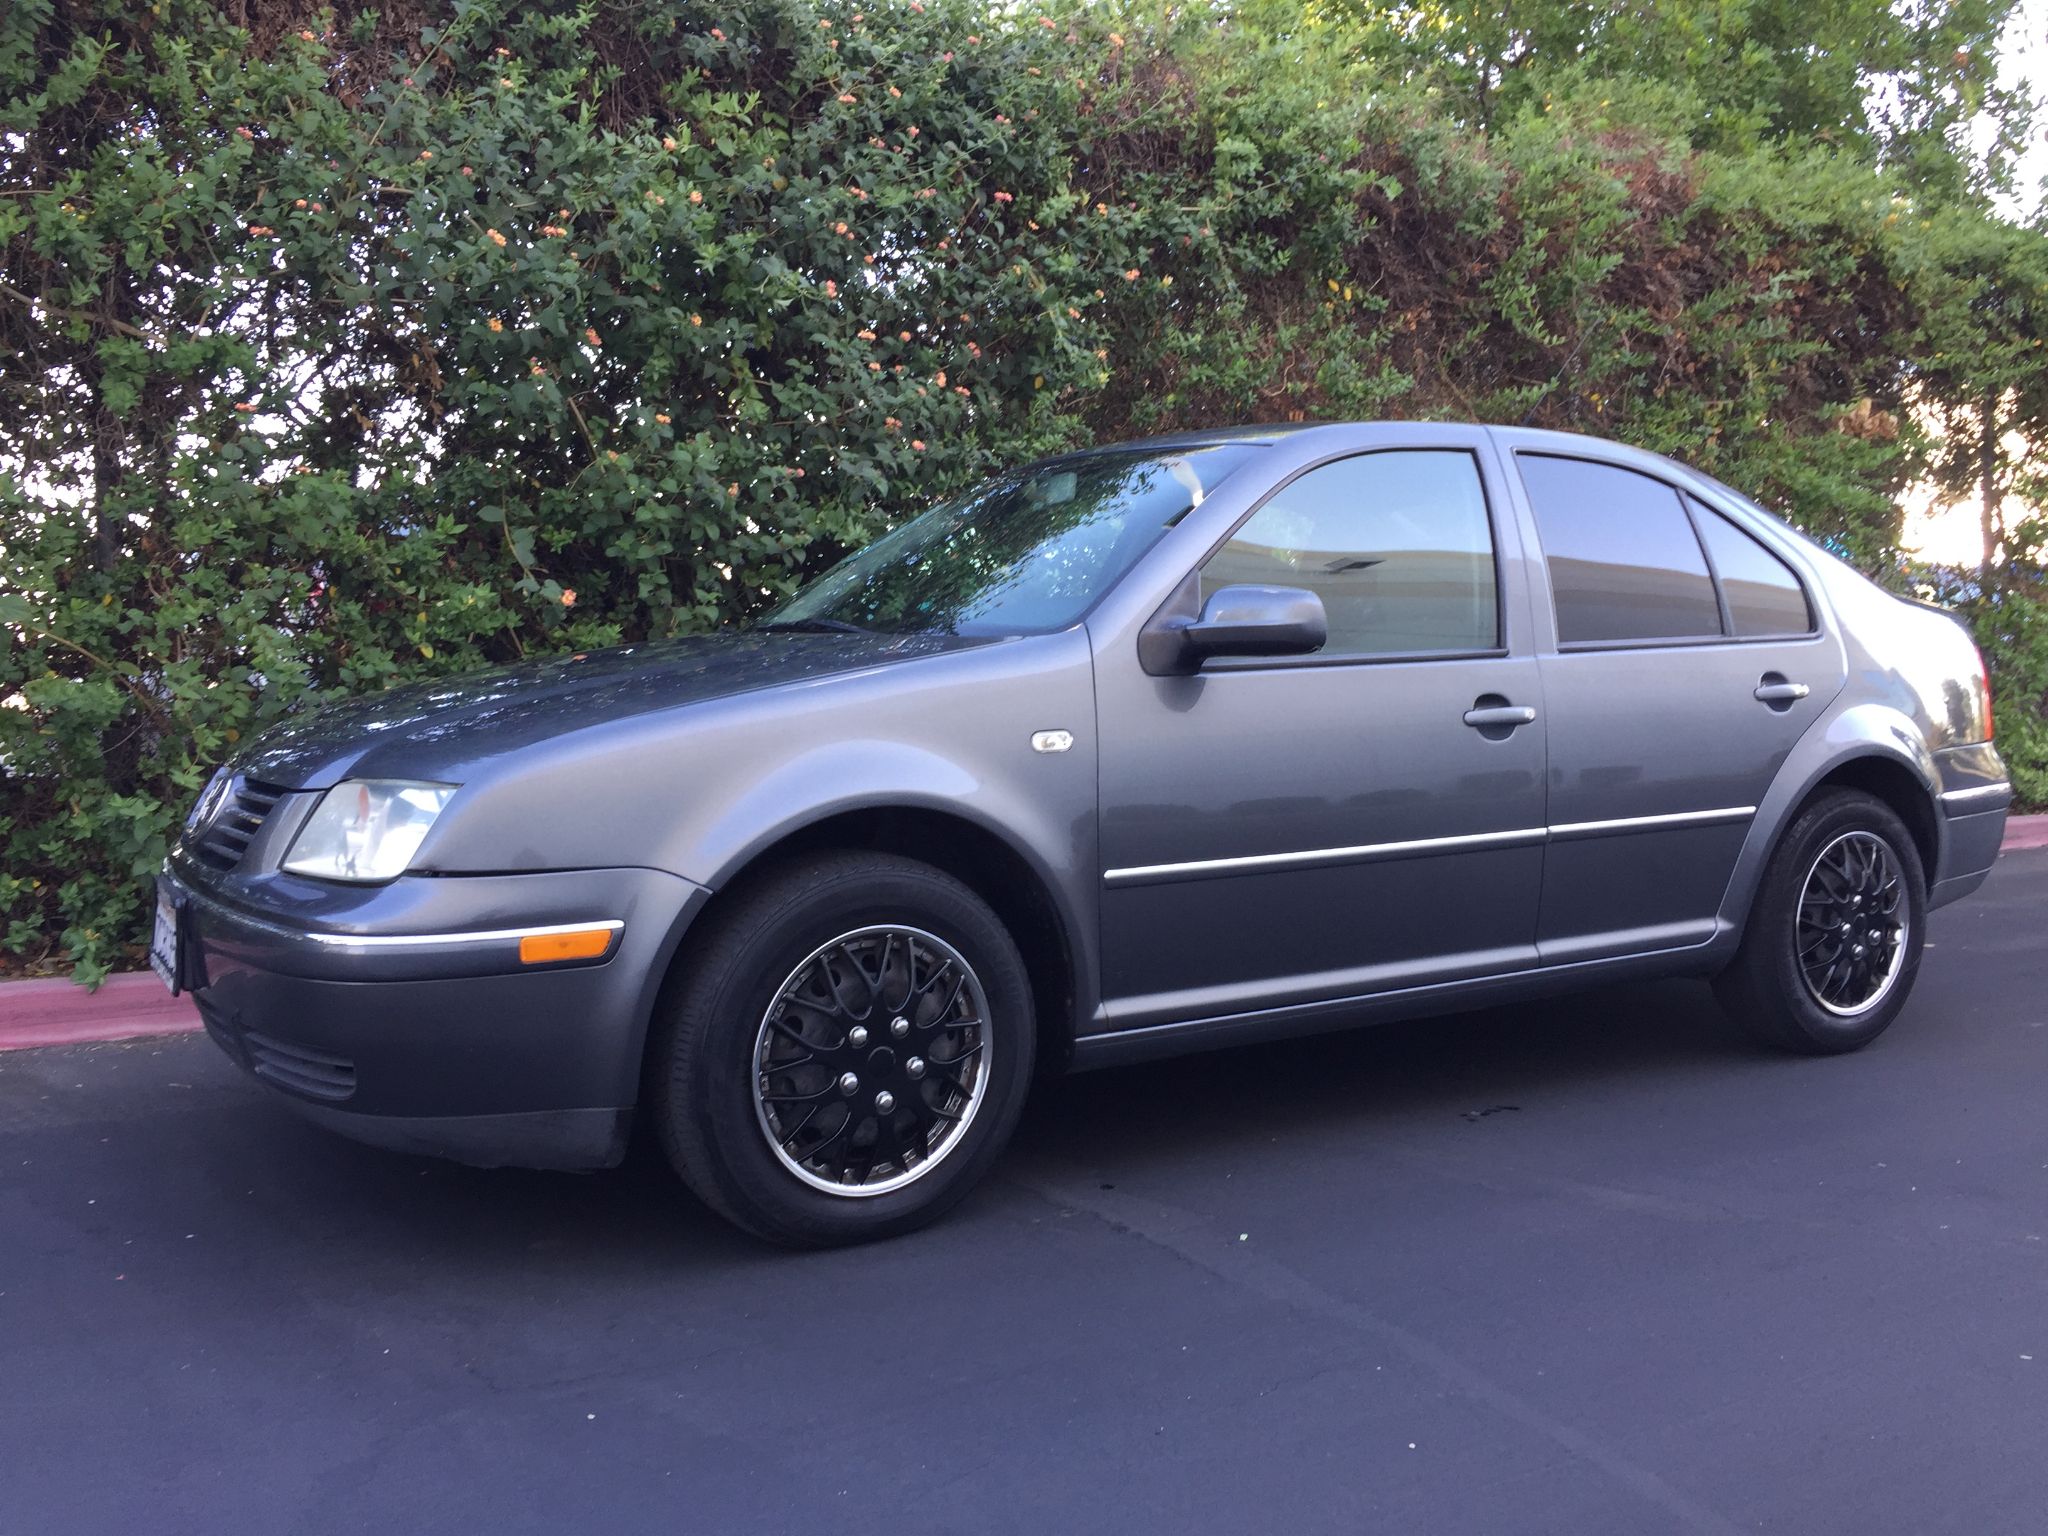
519 928 616 965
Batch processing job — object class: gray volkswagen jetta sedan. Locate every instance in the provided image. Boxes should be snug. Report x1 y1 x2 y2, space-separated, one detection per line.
157 422 2011 1245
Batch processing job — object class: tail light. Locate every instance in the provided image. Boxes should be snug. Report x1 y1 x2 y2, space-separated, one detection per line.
1974 649 1995 741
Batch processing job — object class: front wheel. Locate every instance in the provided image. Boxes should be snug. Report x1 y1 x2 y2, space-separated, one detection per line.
651 852 1036 1246
1715 789 1927 1054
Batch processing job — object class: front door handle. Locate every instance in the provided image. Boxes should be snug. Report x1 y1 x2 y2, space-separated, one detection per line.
1753 679 1810 704
1463 703 1538 729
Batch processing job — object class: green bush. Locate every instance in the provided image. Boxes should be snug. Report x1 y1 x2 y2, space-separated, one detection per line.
2 0 2043 981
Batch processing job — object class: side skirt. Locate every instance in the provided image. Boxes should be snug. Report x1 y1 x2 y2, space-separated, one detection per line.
1067 929 1736 1073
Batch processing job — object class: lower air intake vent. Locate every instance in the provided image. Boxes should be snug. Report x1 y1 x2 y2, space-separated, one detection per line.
245 1031 357 1103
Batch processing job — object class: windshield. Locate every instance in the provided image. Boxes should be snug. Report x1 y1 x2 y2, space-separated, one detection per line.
763 444 1264 637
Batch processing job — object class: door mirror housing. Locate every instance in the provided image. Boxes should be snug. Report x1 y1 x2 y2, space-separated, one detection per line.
1144 584 1328 675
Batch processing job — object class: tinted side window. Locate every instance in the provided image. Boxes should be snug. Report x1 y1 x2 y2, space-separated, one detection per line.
1201 450 1496 656
1688 497 1812 636
1518 455 1721 644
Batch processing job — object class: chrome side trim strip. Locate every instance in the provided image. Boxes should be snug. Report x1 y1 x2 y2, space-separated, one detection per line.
1545 805 1757 841
1104 827 1548 885
1938 783 2012 810
1103 807 1757 885
300 918 625 950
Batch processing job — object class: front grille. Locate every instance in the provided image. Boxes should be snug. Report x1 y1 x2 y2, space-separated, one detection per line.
245 1031 357 1103
189 777 286 871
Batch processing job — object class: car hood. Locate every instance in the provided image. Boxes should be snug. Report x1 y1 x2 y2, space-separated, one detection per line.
237 631 994 789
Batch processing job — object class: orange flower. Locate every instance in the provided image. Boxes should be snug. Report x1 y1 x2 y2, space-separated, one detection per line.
662 135 677 150
585 328 602 346
294 198 307 209
247 224 273 235
690 314 703 326
911 439 927 451
857 329 878 340
837 93 857 104
689 189 703 204
934 369 947 387
710 27 725 40
299 29 316 41
899 330 912 341
728 483 739 497
1124 268 1140 281
993 190 1013 203
561 589 577 607
825 279 838 297
486 228 508 247
418 150 432 161
655 412 670 424
233 401 256 412
487 317 503 332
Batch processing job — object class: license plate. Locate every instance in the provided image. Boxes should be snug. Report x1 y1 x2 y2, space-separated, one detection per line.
148 891 181 995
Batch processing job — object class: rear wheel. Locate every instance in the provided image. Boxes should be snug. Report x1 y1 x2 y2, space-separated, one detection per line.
651 852 1035 1246
1715 789 1926 1054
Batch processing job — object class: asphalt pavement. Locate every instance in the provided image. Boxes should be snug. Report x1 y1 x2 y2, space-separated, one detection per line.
5 851 2046 1536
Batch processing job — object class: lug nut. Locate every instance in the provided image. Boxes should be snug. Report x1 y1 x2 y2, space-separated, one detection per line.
906 1057 926 1081
848 1025 869 1048
891 1015 910 1038
874 1090 896 1115
838 1072 860 1096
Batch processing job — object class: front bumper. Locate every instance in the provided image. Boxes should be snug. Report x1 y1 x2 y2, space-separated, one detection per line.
164 858 709 1169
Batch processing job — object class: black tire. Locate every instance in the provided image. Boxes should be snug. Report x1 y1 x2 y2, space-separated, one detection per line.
1714 789 1927 1055
650 851 1035 1247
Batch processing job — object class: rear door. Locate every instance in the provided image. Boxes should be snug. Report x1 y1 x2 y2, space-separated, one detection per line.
1507 449 1846 963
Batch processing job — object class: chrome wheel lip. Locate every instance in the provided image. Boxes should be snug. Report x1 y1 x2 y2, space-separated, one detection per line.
751 924 991 1199
1795 830 1909 1018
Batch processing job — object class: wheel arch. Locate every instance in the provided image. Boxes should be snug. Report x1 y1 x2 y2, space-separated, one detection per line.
642 800 1089 1093
1721 725 1942 941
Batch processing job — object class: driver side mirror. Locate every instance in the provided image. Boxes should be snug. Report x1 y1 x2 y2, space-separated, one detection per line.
1142 584 1328 676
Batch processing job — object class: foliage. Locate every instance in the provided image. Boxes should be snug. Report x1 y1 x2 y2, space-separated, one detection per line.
2 0 2045 981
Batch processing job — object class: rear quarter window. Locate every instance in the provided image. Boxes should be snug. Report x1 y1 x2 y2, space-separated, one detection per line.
1687 496 1813 636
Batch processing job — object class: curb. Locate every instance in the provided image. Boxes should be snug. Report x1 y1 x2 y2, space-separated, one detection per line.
0 972 202 1053
4 814 2046 1054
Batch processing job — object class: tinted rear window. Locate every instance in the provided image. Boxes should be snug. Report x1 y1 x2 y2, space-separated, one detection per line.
1689 496 1812 636
1518 454 1721 644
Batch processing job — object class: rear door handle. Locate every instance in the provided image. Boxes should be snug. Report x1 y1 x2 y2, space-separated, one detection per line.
1463 704 1537 728
1753 681 1810 704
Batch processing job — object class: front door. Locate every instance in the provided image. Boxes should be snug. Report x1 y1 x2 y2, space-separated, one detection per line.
1508 450 1847 962
1094 441 1550 1031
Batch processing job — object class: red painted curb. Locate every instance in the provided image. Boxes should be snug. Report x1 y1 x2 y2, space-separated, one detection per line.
1 812 2043 1052
0 972 202 1053
2003 814 2048 852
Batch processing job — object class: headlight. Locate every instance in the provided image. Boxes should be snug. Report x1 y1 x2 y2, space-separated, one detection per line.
282 779 457 883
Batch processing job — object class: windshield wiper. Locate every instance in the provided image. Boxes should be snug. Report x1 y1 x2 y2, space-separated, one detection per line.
755 617 878 636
